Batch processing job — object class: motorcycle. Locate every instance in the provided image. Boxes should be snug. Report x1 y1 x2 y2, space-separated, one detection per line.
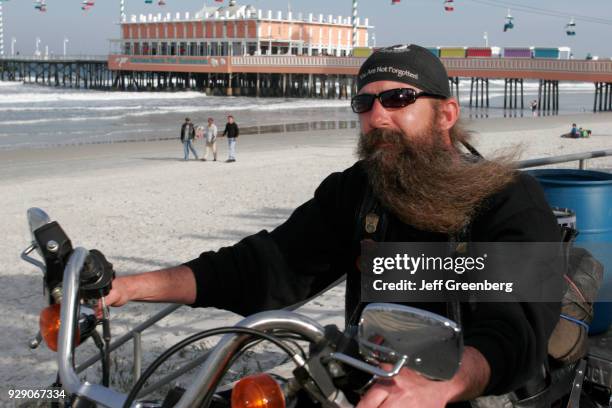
21 208 612 407
21 207 463 408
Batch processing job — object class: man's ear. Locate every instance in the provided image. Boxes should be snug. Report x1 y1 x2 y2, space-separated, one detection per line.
436 97 460 132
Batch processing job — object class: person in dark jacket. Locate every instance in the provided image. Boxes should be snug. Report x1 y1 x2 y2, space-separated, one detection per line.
105 45 562 407
220 115 239 162
180 117 198 161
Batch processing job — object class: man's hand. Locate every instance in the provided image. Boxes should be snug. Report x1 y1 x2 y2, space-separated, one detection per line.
357 367 453 408
105 276 133 307
357 346 490 408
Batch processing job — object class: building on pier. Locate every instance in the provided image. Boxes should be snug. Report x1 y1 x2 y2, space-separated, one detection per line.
113 0 371 58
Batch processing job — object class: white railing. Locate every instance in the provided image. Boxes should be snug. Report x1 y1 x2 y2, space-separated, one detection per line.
442 58 612 75
0 55 107 61
516 149 612 170
231 55 364 67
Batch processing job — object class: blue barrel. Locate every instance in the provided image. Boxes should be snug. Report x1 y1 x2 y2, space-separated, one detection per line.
528 169 612 334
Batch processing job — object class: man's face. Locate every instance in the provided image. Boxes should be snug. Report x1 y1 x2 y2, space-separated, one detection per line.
356 81 516 234
357 80 442 147
228 117 234 123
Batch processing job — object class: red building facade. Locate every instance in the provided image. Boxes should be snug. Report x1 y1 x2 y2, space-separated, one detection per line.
118 1 370 58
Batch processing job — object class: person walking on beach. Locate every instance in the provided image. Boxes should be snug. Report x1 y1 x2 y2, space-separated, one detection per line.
530 99 538 116
105 45 563 406
180 117 199 161
221 115 239 162
202 118 218 161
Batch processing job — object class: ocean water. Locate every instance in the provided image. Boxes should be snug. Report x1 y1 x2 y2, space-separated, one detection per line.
0 79 601 150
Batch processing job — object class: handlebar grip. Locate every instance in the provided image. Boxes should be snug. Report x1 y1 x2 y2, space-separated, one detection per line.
80 249 115 299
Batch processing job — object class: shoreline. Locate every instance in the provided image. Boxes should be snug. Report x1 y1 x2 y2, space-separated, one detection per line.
0 128 358 182
0 119 360 153
1 112 611 179
1 110 610 151
1 78 608 151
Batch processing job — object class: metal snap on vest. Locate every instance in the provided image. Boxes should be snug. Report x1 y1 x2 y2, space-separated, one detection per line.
365 213 379 234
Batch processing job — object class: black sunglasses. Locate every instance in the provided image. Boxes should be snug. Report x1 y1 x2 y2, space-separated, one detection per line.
351 88 446 114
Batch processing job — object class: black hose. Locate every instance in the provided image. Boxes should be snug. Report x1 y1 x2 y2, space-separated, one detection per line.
89 330 108 386
200 332 308 408
200 338 263 408
122 326 303 408
102 319 111 388
461 140 483 158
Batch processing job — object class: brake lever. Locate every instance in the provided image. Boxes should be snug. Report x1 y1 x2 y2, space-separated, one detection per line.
22 243 48 350
329 353 407 379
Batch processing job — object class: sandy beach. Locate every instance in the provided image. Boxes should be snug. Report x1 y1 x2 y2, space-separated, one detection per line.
1 112 611 404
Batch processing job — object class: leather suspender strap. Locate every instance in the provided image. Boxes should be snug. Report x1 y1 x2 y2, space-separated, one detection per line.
347 183 388 328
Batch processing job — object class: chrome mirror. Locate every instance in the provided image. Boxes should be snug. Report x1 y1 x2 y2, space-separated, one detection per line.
28 207 51 234
27 208 52 257
358 303 463 380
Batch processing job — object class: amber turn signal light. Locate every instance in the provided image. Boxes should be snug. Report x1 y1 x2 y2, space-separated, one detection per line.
39 304 79 352
231 373 285 408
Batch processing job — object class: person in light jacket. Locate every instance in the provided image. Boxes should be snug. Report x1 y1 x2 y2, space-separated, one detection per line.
202 118 218 161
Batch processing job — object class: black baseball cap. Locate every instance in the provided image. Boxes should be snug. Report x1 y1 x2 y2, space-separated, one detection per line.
357 44 451 97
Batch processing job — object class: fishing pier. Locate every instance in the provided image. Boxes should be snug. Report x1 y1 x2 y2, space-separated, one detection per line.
1 1 612 112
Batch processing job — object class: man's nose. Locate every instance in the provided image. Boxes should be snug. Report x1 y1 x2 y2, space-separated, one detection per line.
367 98 393 129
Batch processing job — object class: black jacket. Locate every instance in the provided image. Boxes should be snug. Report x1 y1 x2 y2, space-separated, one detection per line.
223 122 239 138
180 122 195 142
185 161 561 396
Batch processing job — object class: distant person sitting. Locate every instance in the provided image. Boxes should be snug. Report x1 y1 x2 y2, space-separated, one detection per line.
570 123 578 138
580 128 592 138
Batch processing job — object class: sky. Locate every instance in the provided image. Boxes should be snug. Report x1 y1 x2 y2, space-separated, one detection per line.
2 0 611 58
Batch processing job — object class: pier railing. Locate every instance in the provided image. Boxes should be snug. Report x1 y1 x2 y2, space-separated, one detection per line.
231 55 364 67
516 148 612 170
443 58 612 82
3 54 612 79
443 58 612 74
0 55 108 62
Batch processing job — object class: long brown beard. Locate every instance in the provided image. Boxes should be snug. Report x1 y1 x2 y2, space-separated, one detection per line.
357 124 517 234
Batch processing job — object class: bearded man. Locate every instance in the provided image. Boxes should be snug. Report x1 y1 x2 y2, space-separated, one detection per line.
106 45 561 407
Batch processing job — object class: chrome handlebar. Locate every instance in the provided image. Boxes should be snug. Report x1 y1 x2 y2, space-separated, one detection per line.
175 311 330 407
25 208 365 408
58 247 128 408
56 248 352 407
